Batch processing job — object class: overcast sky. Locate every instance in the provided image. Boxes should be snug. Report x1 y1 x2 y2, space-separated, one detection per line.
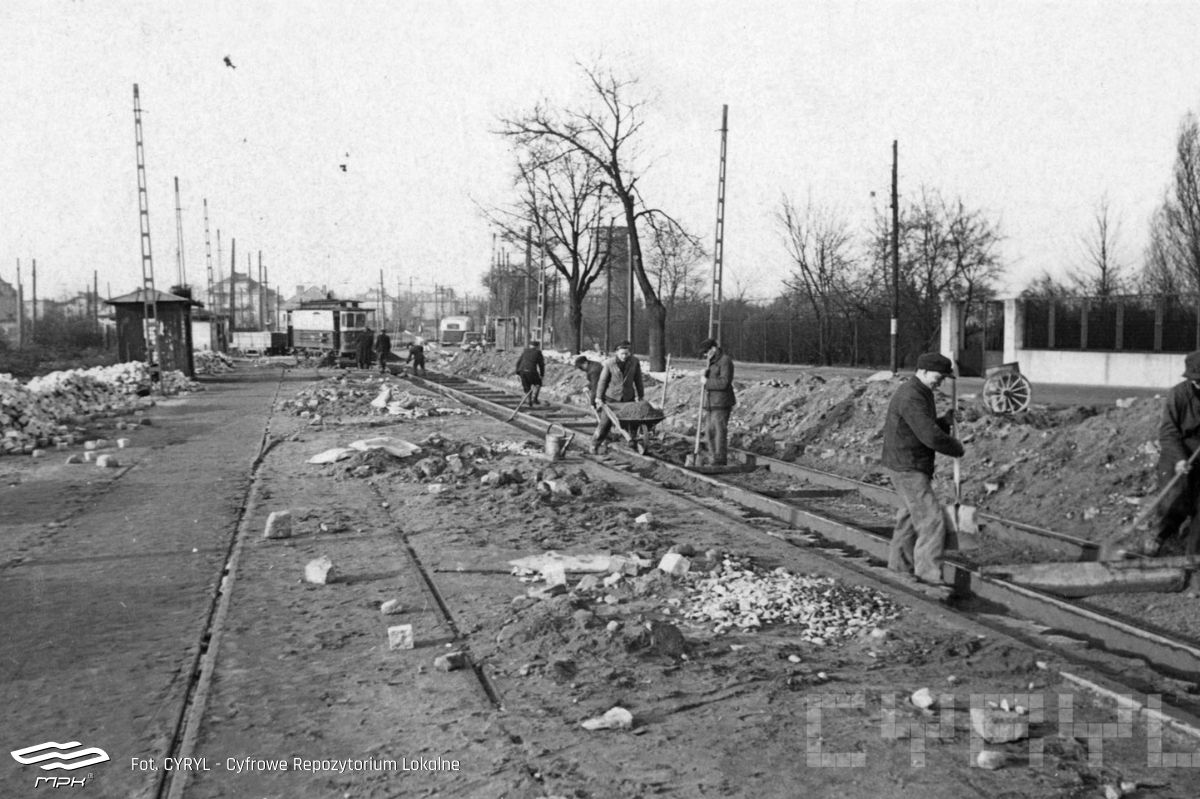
3 1 1200 305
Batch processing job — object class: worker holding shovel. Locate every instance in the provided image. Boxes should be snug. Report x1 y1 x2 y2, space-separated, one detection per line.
698 338 736 466
1143 350 1200 556
882 352 965 585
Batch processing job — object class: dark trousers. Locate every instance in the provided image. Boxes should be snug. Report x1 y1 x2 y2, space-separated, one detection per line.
518 371 542 394
1154 458 1200 548
887 469 946 583
704 406 731 465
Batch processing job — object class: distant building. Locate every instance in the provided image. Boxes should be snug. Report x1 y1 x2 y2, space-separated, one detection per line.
207 272 281 331
0 276 18 347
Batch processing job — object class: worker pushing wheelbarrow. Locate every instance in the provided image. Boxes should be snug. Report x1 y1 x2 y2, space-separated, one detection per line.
588 341 664 455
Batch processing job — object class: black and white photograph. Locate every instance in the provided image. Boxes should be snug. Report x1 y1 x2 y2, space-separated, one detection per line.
4 2 1200 797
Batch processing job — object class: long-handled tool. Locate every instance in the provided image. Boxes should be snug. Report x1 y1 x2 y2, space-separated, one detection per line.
685 378 706 468
944 363 978 545
1097 446 1200 560
599 403 634 443
507 389 533 422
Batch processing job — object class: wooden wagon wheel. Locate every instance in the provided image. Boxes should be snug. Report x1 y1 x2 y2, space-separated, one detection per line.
983 371 1032 414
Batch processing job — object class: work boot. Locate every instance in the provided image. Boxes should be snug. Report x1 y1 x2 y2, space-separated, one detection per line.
590 438 603 455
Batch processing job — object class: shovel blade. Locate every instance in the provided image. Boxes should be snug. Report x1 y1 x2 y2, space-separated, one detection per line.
944 502 980 540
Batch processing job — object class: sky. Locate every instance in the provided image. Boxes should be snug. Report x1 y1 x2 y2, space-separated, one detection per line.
3 1 1200 305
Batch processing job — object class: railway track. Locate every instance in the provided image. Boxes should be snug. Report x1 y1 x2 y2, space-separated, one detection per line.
405 369 1200 708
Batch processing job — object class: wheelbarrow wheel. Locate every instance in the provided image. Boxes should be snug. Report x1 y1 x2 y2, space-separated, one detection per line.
983 370 1032 414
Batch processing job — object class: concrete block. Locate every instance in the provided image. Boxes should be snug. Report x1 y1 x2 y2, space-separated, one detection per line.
65 454 84 464
304 556 335 585
31 449 45 458
657 553 691 576
387 624 414 650
96 454 120 468
434 651 467 672
117 438 131 449
263 510 293 540
970 707 1028 744
380 599 404 615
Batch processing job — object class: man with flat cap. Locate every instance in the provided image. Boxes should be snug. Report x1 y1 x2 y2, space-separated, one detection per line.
592 341 644 453
1145 349 1200 555
882 352 965 584
699 338 736 466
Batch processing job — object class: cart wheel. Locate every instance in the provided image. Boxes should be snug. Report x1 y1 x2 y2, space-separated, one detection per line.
983 371 1032 414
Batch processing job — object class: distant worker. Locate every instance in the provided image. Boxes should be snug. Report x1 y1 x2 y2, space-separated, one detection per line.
375 329 392 374
1145 350 1200 556
882 352 965 585
592 341 644 454
515 340 546 406
574 355 603 405
406 339 427 376
357 327 374 370
698 338 736 466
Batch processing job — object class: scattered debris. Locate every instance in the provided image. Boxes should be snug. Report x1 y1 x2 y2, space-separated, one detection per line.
580 706 633 731
387 624 414 650
434 651 467 671
264 510 292 540
304 557 335 585
380 599 404 615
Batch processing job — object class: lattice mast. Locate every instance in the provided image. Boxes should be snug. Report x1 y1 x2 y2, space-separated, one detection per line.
203 199 216 346
173 176 187 289
133 84 162 387
708 104 728 342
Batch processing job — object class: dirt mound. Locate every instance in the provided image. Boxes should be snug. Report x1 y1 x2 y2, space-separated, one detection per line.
439 353 1170 543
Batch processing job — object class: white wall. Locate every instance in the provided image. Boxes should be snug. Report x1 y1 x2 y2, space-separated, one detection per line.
1015 349 1184 389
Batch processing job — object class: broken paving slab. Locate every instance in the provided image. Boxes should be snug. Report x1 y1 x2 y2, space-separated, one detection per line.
387 624 414 650
308 447 355 464
347 436 422 459
434 651 467 672
304 556 335 584
508 552 614 574
263 510 293 540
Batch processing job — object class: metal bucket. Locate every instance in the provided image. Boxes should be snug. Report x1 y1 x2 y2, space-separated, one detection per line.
545 431 574 460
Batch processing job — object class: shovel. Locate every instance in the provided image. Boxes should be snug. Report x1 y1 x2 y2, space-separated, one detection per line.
507 389 533 422
685 379 706 468
944 364 979 547
1097 446 1200 560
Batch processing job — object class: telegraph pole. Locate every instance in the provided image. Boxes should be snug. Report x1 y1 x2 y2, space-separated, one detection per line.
132 85 161 385
709 104 728 343
15 259 23 349
379 268 386 330
890 140 901 374
173 176 187 289
523 227 532 344
626 228 634 345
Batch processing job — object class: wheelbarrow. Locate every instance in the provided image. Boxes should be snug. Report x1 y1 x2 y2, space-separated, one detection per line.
598 400 666 455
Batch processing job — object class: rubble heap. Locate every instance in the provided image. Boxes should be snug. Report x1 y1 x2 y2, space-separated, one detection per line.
1 362 180 455
195 351 236 375
684 556 901 640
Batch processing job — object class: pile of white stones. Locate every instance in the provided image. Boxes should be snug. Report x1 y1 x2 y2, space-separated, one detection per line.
683 556 901 641
1 362 189 455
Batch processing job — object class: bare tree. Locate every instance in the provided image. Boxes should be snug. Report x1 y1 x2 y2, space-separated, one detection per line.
481 143 613 352
1143 111 1200 292
777 194 857 365
1073 194 1127 297
1019 270 1073 298
643 216 707 317
866 187 1005 358
498 65 682 369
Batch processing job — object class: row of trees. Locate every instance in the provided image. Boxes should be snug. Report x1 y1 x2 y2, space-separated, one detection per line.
486 64 1200 367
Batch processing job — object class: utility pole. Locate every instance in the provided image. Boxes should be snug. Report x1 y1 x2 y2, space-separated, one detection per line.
890 139 900 374
93 270 99 331
535 232 546 344
229 238 236 330
173 176 187 289
203 199 215 345
15 259 23 349
626 228 635 345
215 229 223 317
604 219 614 353
258 251 266 330
709 104 728 343
378 268 386 330
132 84 161 386
31 259 37 342
523 227 532 344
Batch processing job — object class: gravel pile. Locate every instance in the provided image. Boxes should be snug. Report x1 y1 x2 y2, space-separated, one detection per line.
1 362 192 455
683 556 901 641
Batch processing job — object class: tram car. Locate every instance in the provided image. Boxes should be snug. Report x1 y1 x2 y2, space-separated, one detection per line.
438 315 474 346
287 298 376 361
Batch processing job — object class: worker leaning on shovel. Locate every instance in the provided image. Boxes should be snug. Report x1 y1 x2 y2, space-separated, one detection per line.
882 352 965 585
1144 349 1200 556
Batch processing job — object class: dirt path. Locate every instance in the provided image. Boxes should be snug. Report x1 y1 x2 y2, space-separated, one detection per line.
3 367 1199 798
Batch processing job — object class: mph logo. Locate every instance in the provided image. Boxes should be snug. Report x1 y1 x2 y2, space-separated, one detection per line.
11 742 109 787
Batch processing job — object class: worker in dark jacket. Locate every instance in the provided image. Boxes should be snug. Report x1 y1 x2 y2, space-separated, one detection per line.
699 338 736 466
1146 350 1200 555
356 328 374 370
405 340 426 376
592 341 644 453
374 330 392 374
515 340 546 405
574 355 604 405
882 352 965 584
